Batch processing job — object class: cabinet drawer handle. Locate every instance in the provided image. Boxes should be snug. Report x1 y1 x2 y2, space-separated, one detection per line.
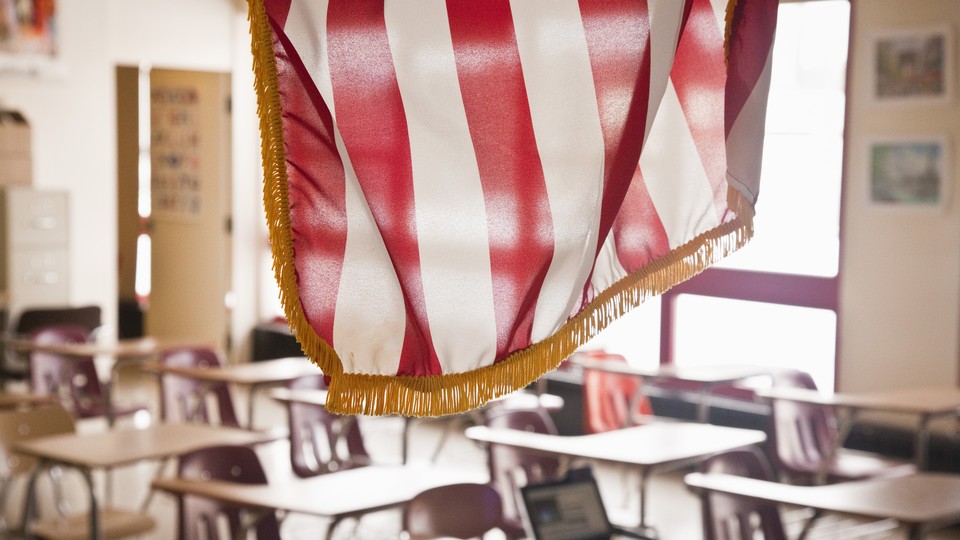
29 217 59 230
24 272 60 285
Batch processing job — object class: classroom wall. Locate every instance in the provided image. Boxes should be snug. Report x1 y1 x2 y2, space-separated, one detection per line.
0 0 262 360
839 0 960 392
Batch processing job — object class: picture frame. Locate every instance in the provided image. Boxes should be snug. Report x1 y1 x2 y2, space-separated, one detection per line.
867 136 951 210
0 0 61 78
869 24 954 104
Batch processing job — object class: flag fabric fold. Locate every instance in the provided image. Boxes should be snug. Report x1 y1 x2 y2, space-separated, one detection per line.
248 0 778 416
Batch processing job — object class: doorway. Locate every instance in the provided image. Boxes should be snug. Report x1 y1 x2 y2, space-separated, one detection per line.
116 65 233 351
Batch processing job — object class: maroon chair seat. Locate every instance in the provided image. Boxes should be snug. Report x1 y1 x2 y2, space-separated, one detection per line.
483 408 564 539
157 347 240 427
403 483 507 540
176 445 280 540
29 325 147 421
285 374 370 477
697 448 787 540
770 370 916 484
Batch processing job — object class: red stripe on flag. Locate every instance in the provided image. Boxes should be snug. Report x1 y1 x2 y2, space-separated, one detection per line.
613 167 670 270
672 0 728 214
725 0 778 137
264 0 292 28
326 0 441 377
579 1 667 270
269 16 347 350
447 0 555 361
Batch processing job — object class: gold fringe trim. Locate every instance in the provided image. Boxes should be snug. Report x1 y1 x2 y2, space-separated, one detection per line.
248 0 756 417
326 190 754 417
247 0 342 378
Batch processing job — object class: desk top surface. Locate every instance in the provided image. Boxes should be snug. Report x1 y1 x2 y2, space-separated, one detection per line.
152 463 487 518
573 359 771 384
8 336 215 358
0 391 53 409
685 471 960 525
144 356 319 385
757 386 960 415
13 423 274 468
465 422 766 467
269 387 563 413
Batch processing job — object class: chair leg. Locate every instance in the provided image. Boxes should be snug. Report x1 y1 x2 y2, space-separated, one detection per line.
798 508 824 540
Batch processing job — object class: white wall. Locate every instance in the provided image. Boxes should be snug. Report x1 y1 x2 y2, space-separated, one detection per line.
839 0 960 391
0 0 261 359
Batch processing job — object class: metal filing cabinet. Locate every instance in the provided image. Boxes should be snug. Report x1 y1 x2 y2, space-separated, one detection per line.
0 187 70 319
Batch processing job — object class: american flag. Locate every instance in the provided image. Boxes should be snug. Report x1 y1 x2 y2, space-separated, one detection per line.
249 0 777 416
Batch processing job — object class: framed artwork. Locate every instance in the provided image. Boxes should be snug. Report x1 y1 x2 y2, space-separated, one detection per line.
870 24 954 104
868 136 951 210
0 0 59 77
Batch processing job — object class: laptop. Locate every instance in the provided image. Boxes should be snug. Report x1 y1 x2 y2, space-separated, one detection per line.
518 467 654 540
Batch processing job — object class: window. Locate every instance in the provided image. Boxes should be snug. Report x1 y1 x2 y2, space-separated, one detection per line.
584 1 850 391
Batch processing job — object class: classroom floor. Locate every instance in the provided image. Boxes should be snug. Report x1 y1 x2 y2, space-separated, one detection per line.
8 367 960 540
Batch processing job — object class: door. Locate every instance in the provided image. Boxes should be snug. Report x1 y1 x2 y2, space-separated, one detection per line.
146 69 232 349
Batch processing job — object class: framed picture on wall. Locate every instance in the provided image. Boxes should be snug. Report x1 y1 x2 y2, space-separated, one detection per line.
0 0 60 77
870 24 954 104
868 136 951 210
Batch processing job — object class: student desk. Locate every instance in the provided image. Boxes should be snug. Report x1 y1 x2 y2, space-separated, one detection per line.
757 385 960 470
572 359 771 423
152 463 488 539
143 356 320 429
464 421 766 533
14 423 276 540
0 390 53 409
685 471 960 540
270 387 564 464
10 336 213 425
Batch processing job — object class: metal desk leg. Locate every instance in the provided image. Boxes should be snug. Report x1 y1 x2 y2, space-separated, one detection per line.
915 414 932 469
22 461 102 540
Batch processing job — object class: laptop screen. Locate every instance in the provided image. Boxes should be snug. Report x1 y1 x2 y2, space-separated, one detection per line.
519 468 614 540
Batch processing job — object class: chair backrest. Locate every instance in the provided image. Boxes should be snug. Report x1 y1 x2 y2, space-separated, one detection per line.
768 370 837 481
0 404 75 476
13 306 102 336
176 445 280 540
286 374 369 477
404 483 505 540
158 347 240 427
580 350 652 433
0 404 75 530
698 448 787 540
484 409 563 528
28 325 107 419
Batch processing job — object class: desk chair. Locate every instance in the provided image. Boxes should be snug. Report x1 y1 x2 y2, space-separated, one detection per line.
2 306 102 389
581 351 654 513
696 448 787 540
483 408 564 539
0 404 155 539
286 374 370 477
403 483 507 540
29 325 147 423
176 445 281 540
769 370 916 485
581 351 654 434
157 347 241 427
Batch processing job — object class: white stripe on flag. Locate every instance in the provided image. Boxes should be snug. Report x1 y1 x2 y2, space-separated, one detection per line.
287 0 408 374
384 0 499 373
726 42 774 203
510 0 607 342
641 80 722 249
591 230 630 295
645 0 687 141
